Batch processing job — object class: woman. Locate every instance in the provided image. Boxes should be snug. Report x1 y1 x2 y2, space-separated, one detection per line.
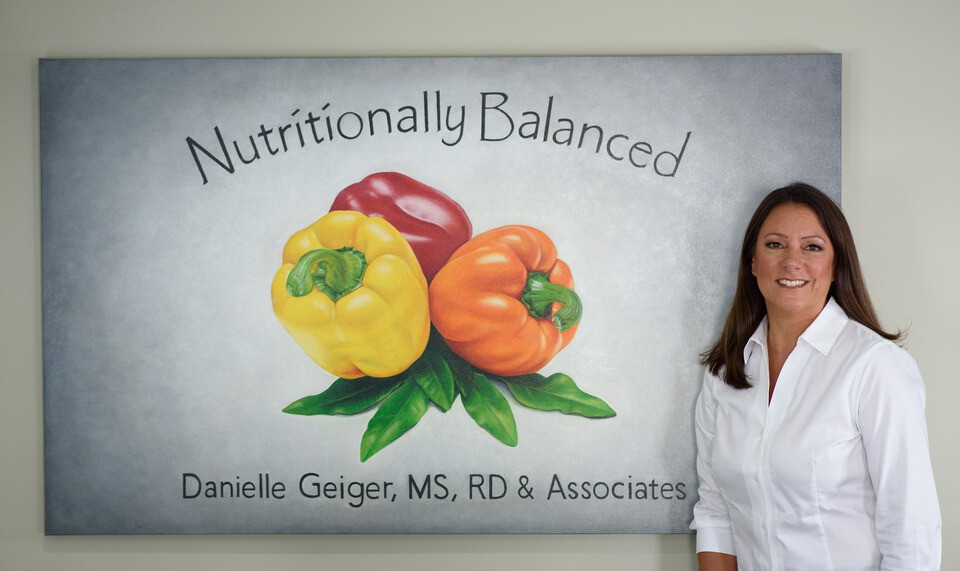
691 183 940 570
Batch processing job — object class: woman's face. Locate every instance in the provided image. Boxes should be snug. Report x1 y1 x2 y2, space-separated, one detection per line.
751 203 835 324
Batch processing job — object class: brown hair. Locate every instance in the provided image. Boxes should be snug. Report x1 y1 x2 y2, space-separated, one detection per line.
700 182 901 389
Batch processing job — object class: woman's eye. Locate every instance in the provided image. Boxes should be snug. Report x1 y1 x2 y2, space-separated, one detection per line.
805 244 823 252
765 241 783 249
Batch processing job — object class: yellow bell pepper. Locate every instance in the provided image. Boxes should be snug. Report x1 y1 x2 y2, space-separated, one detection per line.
271 210 430 379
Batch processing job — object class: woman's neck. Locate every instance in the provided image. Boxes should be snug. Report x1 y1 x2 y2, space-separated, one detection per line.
765 310 816 402
765 308 817 356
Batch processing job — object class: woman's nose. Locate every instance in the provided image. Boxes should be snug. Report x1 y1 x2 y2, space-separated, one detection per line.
782 253 801 270
783 256 800 270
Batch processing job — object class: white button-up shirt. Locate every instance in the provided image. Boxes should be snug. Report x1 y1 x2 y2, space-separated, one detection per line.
691 298 941 570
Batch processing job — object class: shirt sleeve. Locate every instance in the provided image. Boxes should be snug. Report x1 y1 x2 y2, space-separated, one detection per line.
856 343 941 570
690 369 736 555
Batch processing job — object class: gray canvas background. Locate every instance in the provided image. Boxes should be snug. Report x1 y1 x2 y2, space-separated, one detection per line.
40 56 840 534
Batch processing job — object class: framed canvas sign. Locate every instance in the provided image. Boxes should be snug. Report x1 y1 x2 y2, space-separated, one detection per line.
41 55 840 534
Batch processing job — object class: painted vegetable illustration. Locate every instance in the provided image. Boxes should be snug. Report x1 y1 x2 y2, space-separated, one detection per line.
429 225 581 376
271 210 430 378
329 172 473 282
276 173 614 462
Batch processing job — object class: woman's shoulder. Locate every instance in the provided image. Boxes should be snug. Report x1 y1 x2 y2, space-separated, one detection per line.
699 364 746 400
825 298 909 359
835 317 909 359
839 317 896 348
834 319 924 397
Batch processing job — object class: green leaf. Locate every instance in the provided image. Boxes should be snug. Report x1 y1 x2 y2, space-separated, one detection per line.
283 376 402 415
456 372 518 447
438 343 474 385
500 373 616 418
408 345 456 412
360 381 429 462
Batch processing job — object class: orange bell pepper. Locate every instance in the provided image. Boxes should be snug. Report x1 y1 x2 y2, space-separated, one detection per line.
428 225 581 376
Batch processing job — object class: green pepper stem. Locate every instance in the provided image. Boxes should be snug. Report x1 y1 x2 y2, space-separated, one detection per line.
286 247 367 302
521 272 582 332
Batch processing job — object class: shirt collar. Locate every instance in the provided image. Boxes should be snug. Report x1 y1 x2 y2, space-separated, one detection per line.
799 297 849 355
745 297 849 360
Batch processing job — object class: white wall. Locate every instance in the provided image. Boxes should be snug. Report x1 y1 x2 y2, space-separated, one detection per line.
2 0 956 568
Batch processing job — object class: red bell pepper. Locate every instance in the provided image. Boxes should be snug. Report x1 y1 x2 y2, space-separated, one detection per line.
329 172 472 281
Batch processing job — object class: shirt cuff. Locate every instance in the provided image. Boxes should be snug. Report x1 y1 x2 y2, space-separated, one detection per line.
696 526 736 555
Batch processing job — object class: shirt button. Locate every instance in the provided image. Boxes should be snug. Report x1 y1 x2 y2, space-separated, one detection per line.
754 474 761 483
761 522 767 530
